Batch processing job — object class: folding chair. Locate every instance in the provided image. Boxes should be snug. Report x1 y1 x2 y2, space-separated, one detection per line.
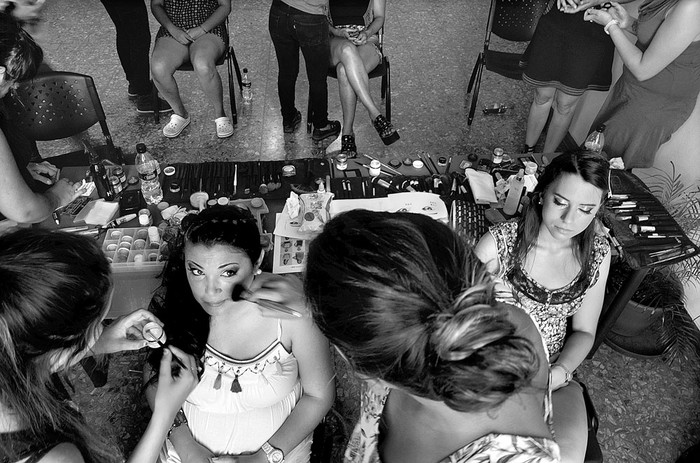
5 71 122 165
466 0 550 125
306 27 391 133
152 20 243 125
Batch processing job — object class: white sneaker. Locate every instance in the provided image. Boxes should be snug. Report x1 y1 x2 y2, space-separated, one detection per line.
215 116 234 138
163 114 191 138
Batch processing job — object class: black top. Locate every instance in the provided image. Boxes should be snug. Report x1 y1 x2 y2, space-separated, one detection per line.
329 0 370 26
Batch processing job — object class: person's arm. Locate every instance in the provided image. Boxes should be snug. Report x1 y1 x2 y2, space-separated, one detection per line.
129 347 199 463
193 0 231 39
474 231 502 275
237 317 335 463
144 363 213 463
550 248 611 390
150 0 193 45
352 0 385 46
584 0 700 81
0 129 80 223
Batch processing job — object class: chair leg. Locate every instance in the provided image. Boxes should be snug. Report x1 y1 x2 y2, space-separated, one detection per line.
152 83 160 124
467 54 484 126
467 53 482 94
385 60 391 123
227 48 237 125
229 46 244 93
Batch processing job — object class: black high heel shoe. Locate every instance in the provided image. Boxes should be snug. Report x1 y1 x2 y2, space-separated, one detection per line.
373 115 400 145
340 134 357 158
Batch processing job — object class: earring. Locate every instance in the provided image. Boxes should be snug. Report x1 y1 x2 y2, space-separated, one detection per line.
254 269 262 276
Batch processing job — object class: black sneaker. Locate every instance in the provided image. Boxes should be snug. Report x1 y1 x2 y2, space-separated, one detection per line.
283 110 302 133
312 120 341 142
128 84 139 99
136 95 173 114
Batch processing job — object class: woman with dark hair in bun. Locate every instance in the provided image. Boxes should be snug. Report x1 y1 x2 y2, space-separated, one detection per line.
304 210 560 462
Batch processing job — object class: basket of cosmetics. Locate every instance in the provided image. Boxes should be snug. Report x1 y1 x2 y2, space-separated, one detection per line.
102 226 168 268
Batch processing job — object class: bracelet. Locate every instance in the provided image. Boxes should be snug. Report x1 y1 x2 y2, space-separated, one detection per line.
552 363 573 384
167 408 188 439
603 19 620 35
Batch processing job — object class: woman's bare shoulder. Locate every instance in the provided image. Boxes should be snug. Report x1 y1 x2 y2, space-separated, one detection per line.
37 442 84 463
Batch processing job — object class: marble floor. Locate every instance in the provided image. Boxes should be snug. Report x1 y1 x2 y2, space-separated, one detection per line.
31 1 700 462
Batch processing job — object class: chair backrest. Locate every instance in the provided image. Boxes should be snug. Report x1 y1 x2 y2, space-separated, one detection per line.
490 0 551 42
6 71 108 142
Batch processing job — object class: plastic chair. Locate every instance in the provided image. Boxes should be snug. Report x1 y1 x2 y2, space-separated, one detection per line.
466 0 550 125
151 20 243 125
306 27 391 133
5 71 122 164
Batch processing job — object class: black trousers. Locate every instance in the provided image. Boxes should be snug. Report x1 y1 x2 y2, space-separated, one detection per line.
100 0 152 96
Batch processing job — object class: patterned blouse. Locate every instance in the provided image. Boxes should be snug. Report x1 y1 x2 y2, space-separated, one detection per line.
345 381 561 463
489 221 610 357
156 0 228 45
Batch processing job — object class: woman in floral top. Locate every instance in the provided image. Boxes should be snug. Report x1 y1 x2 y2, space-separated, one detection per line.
475 150 611 463
305 210 560 462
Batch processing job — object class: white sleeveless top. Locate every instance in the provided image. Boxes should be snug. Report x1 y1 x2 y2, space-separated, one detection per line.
160 321 311 462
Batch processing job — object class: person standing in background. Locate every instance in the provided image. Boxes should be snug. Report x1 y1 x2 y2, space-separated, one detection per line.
268 0 341 143
100 0 172 115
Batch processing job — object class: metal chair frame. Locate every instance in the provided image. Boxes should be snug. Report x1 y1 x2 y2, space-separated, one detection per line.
466 0 550 125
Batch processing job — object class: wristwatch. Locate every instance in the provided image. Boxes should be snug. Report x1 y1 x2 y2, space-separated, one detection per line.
261 441 285 463
167 408 188 440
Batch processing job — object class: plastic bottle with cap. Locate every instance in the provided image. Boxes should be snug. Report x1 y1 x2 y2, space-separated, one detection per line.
135 143 163 205
523 161 539 193
504 169 526 216
242 68 253 103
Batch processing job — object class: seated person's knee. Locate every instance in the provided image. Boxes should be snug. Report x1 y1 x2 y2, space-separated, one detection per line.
192 57 216 77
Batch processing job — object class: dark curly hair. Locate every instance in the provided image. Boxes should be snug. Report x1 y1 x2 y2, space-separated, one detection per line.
147 205 262 374
304 210 540 413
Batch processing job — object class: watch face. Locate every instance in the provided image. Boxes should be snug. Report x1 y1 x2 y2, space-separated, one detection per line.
269 449 284 463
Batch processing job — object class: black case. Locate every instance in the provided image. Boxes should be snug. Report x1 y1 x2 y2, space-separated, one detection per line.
119 189 144 215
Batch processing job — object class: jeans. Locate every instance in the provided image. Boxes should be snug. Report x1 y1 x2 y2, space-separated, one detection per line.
100 0 152 95
269 0 331 127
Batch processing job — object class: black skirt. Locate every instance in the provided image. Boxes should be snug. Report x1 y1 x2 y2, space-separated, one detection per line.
522 7 614 96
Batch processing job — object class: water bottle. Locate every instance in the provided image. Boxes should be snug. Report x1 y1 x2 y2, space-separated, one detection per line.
135 143 163 205
242 68 253 103
584 124 606 155
88 150 115 201
504 169 526 216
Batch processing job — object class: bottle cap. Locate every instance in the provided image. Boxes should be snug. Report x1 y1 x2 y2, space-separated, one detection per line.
136 143 147 153
597 124 606 132
243 67 248 73
524 162 538 175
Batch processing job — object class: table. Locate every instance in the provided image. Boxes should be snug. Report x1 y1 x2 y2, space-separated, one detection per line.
54 156 697 360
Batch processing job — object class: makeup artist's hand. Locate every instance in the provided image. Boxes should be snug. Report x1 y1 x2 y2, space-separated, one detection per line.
92 309 165 355
153 346 198 416
558 0 580 13
45 178 84 209
27 161 58 185
247 273 310 318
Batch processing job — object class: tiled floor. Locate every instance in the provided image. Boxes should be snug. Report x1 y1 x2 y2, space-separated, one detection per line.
35 1 700 462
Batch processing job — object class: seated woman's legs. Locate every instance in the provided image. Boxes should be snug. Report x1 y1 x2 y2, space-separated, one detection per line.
189 34 226 119
552 381 588 463
151 37 189 117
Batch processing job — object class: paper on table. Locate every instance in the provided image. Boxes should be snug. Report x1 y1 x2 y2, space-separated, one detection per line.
73 199 120 226
464 169 497 204
329 192 448 222
272 214 309 274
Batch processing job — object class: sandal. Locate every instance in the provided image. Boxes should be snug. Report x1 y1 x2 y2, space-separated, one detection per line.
215 116 234 139
340 134 357 158
373 115 400 146
163 114 191 138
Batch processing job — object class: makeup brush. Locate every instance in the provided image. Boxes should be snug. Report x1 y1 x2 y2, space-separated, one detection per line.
141 322 188 369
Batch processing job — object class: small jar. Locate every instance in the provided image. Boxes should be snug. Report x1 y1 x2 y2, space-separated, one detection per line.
138 208 152 226
282 164 296 177
335 154 348 171
113 166 127 185
169 181 181 193
492 147 504 165
148 226 161 245
369 159 381 177
109 176 123 194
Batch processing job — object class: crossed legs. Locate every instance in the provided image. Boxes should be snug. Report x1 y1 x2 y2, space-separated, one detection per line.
331 38 381 136
151 35 226 120
525 86 582 153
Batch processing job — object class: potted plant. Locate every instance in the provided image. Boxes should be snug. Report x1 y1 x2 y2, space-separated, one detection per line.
607 163 700 364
